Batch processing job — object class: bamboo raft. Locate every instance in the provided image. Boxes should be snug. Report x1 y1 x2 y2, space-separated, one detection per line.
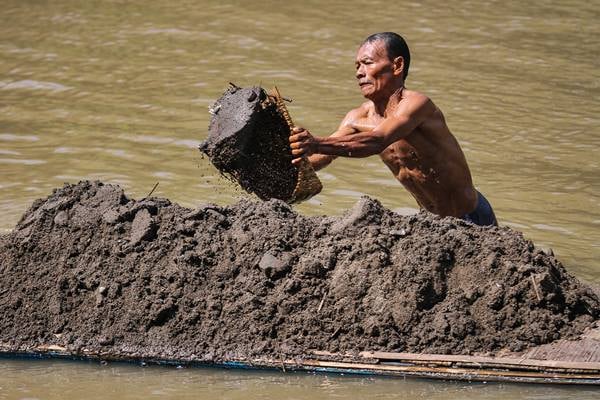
2 327 600 385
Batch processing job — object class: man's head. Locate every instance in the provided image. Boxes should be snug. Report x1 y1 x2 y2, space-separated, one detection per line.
355 32 411 100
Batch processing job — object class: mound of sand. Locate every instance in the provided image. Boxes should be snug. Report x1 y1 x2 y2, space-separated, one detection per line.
0 181 598 361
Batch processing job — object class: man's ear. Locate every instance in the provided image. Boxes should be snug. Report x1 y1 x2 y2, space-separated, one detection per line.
393 56 405 77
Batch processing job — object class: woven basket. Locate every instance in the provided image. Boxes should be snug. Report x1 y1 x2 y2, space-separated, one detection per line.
268 87 322 204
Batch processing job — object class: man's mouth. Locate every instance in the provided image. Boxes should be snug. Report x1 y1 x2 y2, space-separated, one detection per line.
359 81 371 87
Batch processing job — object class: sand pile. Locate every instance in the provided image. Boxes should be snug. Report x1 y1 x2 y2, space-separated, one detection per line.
0 181 598 362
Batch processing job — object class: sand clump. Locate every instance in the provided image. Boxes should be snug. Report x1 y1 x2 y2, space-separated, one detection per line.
0 181 598 362
199 85 299 201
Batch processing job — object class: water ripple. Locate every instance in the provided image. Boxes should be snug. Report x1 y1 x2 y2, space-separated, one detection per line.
0 80 71 92
0 133 40 142
0 158 46 165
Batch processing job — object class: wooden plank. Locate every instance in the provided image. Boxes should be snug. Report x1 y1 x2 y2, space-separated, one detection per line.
286 359 600 385
2 343 599 385
521 338 600 363
518 327 600 363
359 351 600 372
298 358 596 378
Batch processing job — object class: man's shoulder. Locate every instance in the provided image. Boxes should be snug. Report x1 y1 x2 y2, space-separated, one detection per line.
396 89 436 116
338 102 372 129
403 89 431 104
347 101 372 118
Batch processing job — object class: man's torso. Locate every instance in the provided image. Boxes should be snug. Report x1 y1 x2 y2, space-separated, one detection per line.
348 90 478 217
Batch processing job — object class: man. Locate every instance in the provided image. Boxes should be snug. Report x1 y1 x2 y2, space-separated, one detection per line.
289 32 497 226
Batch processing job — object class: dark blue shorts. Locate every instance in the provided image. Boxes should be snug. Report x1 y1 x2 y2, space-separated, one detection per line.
462 191 498 226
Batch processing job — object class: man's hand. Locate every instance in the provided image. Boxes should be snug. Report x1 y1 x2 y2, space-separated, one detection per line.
289 126 318 165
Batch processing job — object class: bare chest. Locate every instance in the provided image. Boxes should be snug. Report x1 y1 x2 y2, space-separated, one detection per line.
380 139 429 180
351 112 424 173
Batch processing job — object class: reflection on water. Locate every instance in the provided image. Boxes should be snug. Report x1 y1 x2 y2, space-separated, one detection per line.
0 0 599 397
0 80 72 92
1 359 599 400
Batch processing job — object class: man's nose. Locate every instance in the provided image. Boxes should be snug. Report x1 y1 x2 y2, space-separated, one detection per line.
355 66 365 79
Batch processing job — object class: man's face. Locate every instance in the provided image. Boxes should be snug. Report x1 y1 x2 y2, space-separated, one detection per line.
355 40 397 100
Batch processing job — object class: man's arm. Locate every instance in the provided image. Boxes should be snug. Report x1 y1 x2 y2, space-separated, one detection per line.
299 108 364 171
290 94 435 163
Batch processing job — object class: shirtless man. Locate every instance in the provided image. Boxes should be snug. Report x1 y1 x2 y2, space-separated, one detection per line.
289 32 497 226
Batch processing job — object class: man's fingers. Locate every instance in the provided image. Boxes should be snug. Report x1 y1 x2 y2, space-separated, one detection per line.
289 127 315 162
289 132 307 143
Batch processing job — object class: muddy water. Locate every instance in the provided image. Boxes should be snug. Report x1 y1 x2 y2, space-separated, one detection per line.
0 0 599 396
2 359 600 400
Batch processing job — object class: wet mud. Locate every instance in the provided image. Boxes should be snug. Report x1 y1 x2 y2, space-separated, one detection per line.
1 181 598 362
199 86 298 201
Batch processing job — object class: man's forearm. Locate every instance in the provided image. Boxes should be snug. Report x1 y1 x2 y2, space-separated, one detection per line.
315 132 386 158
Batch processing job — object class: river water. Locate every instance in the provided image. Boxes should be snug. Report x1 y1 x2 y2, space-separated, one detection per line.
1 0 599 397
2 358 600 400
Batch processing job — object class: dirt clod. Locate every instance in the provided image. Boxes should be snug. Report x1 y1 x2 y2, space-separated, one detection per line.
199 86 298 201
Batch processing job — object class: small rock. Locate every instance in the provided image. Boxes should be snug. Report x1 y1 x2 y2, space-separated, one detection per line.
183 204 221 220
205 209 227 225
331 196 383 233
390 228 408 237
95 291 104 307
53 211 69 227
99 336 114 346
102 209 120 224
130 209 157 245
258 251 291 280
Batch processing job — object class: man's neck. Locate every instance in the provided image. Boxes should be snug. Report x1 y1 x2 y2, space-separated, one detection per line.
372 85 405 117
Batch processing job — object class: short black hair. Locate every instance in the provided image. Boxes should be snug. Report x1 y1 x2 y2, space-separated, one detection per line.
362 32 411 80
